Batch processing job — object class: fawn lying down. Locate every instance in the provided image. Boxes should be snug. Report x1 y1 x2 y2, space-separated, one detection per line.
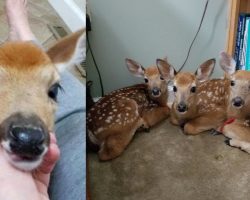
164 58 229 135
219 52 250 153
87 58 175 160
0 29 85 171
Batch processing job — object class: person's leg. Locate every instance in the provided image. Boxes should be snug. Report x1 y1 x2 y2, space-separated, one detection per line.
5 0 35 41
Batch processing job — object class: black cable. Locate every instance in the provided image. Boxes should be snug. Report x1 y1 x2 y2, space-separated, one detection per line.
87 33 104 96
178 0 210 72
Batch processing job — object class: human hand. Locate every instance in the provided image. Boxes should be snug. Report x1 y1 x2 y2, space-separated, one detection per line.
0 132 60 200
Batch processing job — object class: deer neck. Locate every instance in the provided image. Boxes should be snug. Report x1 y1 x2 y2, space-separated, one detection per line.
150 90 168 107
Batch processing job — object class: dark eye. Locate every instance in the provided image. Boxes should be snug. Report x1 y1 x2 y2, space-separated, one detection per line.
160 76 164 80
48 83 62 101
173 86 177 92
190 86 196 93
144 78 149 83
231 80 235 86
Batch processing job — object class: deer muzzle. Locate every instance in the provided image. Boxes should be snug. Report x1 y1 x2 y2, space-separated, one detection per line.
177 101 188 113
0 113 50 171
232 96 244 108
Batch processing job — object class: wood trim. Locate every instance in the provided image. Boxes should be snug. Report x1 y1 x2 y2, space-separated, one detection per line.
226 0 240 55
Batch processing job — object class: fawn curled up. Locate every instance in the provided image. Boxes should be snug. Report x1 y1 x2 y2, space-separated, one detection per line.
87 58 175 160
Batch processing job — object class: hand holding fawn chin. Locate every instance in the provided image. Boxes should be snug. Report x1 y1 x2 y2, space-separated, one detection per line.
0 29 85 171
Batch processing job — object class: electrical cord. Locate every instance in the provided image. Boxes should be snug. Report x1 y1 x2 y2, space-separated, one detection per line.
178 0 210 72
87 33 104 96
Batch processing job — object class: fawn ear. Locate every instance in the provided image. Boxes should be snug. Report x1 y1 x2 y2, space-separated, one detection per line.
47 29 86 72
219 52 236 75
156 58 176 80
126 58 145 77
195 58 215 82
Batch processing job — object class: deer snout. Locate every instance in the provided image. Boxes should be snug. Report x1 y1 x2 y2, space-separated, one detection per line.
177 102 188 113
9 126 45 157
0 113 50 171
152 87 161 97
232 97 244 108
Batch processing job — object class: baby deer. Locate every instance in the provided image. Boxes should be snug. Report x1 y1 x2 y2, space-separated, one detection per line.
219 52 250 153
87 58 175 160
161 59 229 135
0 29 85 171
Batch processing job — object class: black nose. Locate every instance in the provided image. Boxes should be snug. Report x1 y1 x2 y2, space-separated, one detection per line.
152 88 160 96
177 102 188 113
232 97 244 107
9 126 45 157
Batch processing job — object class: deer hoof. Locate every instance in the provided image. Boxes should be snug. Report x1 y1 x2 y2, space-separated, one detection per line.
224 138 231 146
144 128 150 133
180 122 185 129
210 129 221 136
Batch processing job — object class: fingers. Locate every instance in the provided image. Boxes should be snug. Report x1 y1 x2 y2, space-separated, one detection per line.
38 132 60 174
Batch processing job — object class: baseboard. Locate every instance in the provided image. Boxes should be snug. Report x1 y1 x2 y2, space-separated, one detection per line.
48 0 85 32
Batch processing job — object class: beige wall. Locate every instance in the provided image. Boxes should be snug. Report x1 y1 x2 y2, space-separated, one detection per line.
87 0 229 97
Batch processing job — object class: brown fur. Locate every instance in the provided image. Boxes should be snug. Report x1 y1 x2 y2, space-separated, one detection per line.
0 42 51 68
219 52 250 153
87 61 171 161
0 29 84 167
170 59 228 135
47 29 85 64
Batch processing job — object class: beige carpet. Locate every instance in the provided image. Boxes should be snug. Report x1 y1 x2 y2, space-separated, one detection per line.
88 119 250 200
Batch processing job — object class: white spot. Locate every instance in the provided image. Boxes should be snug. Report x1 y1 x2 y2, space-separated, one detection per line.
97 127 104 133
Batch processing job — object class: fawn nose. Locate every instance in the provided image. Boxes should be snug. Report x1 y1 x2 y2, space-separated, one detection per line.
152 88 160 96
232 97 244 107
177 102 188 113
9 126 45 157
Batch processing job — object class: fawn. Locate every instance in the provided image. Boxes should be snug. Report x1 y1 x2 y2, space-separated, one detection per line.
164 58 229 135
219 52 250 153
87 58 175 160
0 29 85 171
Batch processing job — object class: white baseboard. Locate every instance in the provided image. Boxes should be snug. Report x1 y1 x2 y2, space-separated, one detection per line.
49 0 85 32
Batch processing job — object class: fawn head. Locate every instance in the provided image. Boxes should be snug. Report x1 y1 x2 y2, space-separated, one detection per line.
0 29 85 171
170 59 215 114
126 58 175 101
220 52 250 118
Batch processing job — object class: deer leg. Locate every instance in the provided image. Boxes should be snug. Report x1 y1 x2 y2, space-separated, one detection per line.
98 130 136 161
223 120 250 142
184 112 226 135
225 138 250 153
141 106 170 127
170 113 180 126
98 118 143 161
222 120 250 153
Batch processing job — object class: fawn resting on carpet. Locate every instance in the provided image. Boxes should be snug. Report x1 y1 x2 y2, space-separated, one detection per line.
87 58 175 160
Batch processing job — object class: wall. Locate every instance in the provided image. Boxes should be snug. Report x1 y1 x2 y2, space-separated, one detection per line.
87 0 229 97
49 0 85 31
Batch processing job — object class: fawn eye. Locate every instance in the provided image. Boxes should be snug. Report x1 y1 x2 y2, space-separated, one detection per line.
144 78 149 83
48 83 62 101
231 80 235 86
190 86 196 93
173 86 177 92
160 76 164 80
